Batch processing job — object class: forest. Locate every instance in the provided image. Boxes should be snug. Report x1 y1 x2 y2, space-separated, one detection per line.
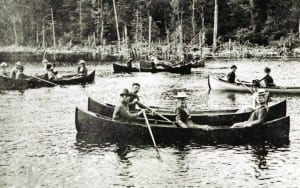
1 0 300 53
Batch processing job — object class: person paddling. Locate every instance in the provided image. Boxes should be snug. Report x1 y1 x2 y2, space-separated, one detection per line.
226 65 237 83
0 62 9 77
15 64 31 80
259 67 275 87
231 89 269 128
77 59 88 76
112 89 145 123
128 83 144 111
10 61 23 79
45 63 57 80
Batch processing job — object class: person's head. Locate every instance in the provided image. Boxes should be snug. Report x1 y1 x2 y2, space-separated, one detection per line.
46 63 52 70
17 65 24 72
0 62 7 69
175 92 188 107
78 59 86 67
15 61 23 69
264 67 271 74
231 65 237 72
132 83 140 94
120 88 133 103
255 89 267 106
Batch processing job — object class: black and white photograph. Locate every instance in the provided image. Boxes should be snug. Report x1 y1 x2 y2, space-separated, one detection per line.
0 0 299 187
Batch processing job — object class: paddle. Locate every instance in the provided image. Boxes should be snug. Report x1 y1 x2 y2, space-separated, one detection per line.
31 76 66 88
137 101 174 124
143 111 161 159
236 79 255 94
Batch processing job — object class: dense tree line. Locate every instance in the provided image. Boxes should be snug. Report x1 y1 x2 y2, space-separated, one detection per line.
1 0 300 49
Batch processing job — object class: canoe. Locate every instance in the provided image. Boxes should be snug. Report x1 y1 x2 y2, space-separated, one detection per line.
0 70 95 90
87 97 286 126
113 62 192 74
139 61 192 74
75 108 290 145
208 75 300 94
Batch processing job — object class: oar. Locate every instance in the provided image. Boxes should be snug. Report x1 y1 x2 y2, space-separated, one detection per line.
137 101 174 124
31 76 66 88
143 111 161 159
236 79 255 94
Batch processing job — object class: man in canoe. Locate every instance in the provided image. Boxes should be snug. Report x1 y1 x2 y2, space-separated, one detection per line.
16 65 31 80
10 61 23 79
231 89 268 128
0 62 9 77
77 59 88 76
45 63 57 80
112 88 145 122
226 65 237 83
128 83 144 111
259 67 275 87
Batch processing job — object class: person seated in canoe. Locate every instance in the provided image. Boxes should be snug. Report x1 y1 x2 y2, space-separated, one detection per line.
174 92 210 129
231 89 269 128
112 88 145 122
259 67 275 88
128 82 145 111
45 63 57 80
150 55 171 69
15 65 31 80
236 89 269 113
225 65 237 83
0 62 9 77
10 61 23 79
77 59 88 76
126 57 133 69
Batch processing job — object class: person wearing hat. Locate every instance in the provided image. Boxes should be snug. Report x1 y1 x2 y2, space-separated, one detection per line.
231 89 269 128
259 67 275 87
10 61 23 79
77 59 88 76
226 65 237 83
112 88 145 122
0 62 9 77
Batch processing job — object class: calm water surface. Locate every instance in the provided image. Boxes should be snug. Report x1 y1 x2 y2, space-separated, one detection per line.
0 60 300 187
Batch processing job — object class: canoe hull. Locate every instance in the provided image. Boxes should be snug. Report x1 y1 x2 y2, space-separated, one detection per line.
75 108 290 145
208 76 300 94
113 63 139 73
87 97 286 126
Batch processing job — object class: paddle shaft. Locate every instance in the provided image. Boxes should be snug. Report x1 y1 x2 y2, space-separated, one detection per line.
143 111 161 158
237 80 255 94
137 102 173 123
31 76 64 87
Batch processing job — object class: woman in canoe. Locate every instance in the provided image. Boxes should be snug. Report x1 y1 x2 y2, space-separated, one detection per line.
231 89 268 128
259 67 275 87
112 89 145 123
0 62 9 77
77 59 88 76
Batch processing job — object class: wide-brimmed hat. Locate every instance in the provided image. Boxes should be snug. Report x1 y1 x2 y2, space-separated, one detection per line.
231 65 237 69
256 89 268 96
264 67 271 73
16 61 23 68
78 59 86 64
0 62 7 67
132 83 140 87
174 92 188 98
120 88 133 97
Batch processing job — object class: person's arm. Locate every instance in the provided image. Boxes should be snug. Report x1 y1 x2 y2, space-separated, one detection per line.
119 105 143 119
248 108 267 127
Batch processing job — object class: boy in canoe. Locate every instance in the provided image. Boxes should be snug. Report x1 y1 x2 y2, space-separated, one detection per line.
112 89 145 122
77 59 88 76
260 67 275 87
0 62 9 77
226 65 237 83
231 89 268 128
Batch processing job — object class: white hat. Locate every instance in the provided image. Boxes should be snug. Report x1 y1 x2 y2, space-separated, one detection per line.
42 59 49 63
78 59 86 64
256 89 267 96
0 62 7 67
175 92 188 98
16 61 23 67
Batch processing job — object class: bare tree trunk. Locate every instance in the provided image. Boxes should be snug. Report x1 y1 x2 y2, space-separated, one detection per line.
135 10 139 43
100 20 104 44
213 0 218 53
249 0 255 32
299 18 300 38
13 16 18 45
148 16 152 56
36 28 39 45
79 0 82 40
112 0 121 49
201 6 206 45
124 24 128 48
179 24 183 58
51 8 56 59
199 31 202 58
192 0 195 37
42 25 45 49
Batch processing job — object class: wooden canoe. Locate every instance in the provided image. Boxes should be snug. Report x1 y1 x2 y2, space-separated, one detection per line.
75 108 290 145
113 62 192 74
87 97 286 126
139 61 192 74
208 75 300 94
0 70 95 90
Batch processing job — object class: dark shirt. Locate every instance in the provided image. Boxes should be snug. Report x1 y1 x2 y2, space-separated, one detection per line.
175 106 190 125
77 67 88 76
112 101 140 122
248 105 268 126
128 93 140 111
226 71 236 83
261 74 274 87
10 69 18 79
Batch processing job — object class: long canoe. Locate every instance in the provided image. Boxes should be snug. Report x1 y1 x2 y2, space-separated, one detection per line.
0 70 95 90
208 75 300 94
139 61 192 74
113 63 192 74
87 97 286 126
75 108 290 145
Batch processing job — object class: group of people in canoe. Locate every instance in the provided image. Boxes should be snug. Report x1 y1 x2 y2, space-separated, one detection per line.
0 59 89 81
112 82 270 129
226 64 275 87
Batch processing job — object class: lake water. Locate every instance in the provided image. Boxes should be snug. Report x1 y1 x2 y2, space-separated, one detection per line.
0 60 300 187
